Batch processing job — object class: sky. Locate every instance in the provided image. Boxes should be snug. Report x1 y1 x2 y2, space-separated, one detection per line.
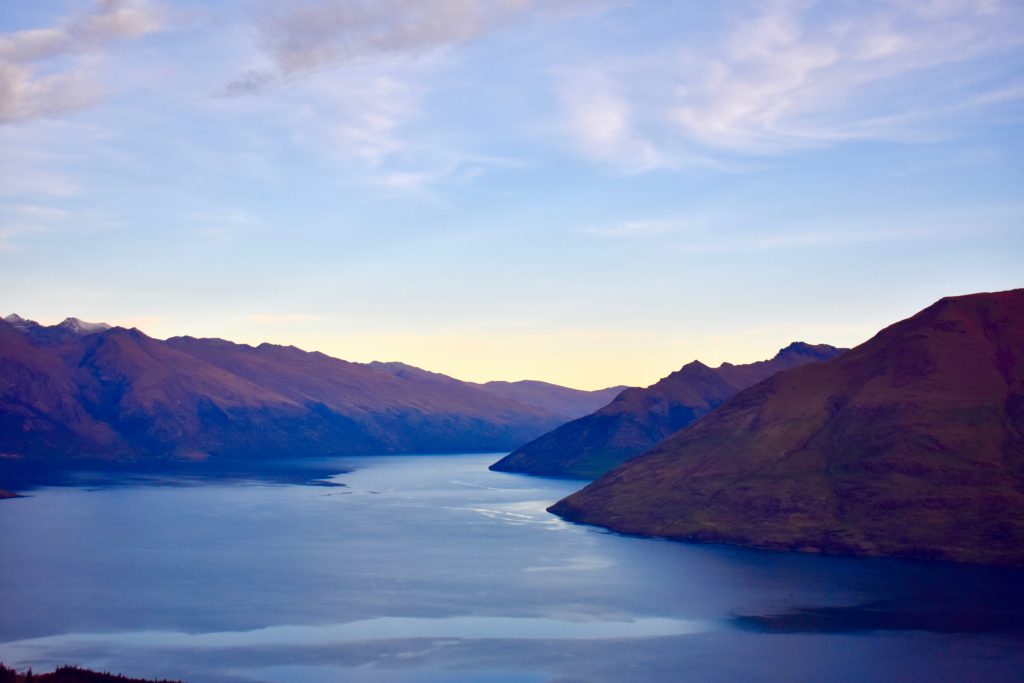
0 0 1022 390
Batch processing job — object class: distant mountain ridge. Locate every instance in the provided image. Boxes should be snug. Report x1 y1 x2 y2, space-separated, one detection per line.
550 289 1024 566
2 314 111 342
0 316 624 477
366 361 625 415
490 341 845 479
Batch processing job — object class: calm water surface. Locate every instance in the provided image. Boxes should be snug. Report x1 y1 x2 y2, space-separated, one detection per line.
1 454 1022 682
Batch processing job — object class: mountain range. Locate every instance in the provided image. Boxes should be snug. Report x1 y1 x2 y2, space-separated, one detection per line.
549 289 1024 566
0 315 623 474
490 342 844 479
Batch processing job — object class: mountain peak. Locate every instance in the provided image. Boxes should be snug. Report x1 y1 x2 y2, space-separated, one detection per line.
57 317 112 335
675 359 711 374
3 314 40 332
776 341 842 362
778 340 816 355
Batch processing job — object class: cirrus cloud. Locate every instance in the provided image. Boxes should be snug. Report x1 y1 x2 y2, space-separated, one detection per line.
560 0 1024 167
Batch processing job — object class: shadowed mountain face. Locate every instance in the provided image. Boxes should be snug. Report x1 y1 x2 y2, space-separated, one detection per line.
0 317 622 477
550 289 1024 566
490 342 845 479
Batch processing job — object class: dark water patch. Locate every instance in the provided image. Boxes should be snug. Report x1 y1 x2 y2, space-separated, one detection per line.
0 457 352 493
733 598 1024 635
732 556 1024 635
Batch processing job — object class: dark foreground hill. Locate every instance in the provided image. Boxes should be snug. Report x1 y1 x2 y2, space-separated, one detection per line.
491 342 844 479
0 664 182 683
550 289 1024 566
0 316 621 480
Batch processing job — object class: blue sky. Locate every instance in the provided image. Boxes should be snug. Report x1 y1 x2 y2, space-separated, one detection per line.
1 0 1022 389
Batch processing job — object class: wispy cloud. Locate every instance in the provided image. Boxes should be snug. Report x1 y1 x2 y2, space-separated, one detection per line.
245 62 528 195
559 0 1024 167
216 1 591 193
0 0 164 124
296 69 427 172
225 0 587 94
559 71 667 172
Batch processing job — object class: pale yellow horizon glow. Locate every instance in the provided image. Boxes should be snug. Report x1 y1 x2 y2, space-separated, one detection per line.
77 319 878 391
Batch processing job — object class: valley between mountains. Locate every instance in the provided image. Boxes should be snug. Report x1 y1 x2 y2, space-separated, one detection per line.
3 288 1023 566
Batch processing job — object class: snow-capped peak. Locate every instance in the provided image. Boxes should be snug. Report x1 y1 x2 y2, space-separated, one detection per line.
3 313 37 331
57 317 111 335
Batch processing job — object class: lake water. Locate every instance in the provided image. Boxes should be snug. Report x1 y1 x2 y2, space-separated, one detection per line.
1 453 1023 682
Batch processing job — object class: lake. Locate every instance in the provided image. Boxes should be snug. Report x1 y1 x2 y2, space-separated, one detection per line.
1 453 1023 682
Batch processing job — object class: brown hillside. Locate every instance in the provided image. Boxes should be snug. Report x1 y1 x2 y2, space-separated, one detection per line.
550 289 1024 565
0 318 620 476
